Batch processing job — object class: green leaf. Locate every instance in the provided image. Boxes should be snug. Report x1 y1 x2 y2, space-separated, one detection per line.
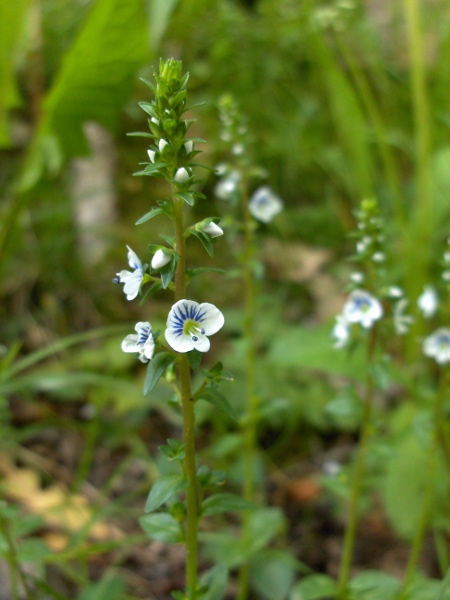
187 349 202 372
148 0 179 52
135 207 165 225
139 512 181 543
145 472 187 513
249 549 297 600
177 191 195 206
41 0 148 157
247 508 285 556
349 571 401 600
186 267 226 282
199 564 229 600
144 352 175 395
198 389 236 421
290 574 337 600
160 256 178 289
76 574 126 600
189 230 214 257
201 493 253 516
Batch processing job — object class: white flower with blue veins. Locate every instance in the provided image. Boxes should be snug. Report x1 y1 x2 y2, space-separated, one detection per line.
165 299 224 353
248 186 283 223
423 328 450 364
121 321 155 363
115 246 144 300
342 289 383 329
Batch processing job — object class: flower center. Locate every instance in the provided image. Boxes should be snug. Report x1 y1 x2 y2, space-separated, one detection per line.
183 319 205 341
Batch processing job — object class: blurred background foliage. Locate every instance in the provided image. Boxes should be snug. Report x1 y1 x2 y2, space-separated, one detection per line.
2 0 450 597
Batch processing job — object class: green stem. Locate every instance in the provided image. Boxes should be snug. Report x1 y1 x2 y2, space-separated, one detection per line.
337 332 376 600
237 174 258 600
174 194 198 598
402 0 433 302
0 509 34 600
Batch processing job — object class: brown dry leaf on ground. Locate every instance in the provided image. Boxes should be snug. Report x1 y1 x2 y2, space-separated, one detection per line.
0 457 123 550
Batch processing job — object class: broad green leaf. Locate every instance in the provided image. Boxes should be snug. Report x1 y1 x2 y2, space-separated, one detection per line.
145 472 187 513
76 574 126 600
199 564 228 600
189 229 214 257
144 352 175 395
40 0 148 157
139 512 181 543
201 493 253 516
247 508 285 556
187 349 202 372
250 549 297 600
177 191 195 206
290 574 337 600
349 571 401 600
198 389 236 421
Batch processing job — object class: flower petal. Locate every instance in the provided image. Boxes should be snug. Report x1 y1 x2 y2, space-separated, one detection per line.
165 329 194 353
121 334 139 353
197 303 225 335
126 246 142 271
191 334 210 352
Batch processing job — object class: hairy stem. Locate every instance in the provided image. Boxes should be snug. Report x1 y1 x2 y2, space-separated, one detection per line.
174 194 198 598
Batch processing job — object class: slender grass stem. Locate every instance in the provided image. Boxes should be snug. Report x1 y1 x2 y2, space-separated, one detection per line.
237 174 258 600
173 194 198 598
337 331 376 600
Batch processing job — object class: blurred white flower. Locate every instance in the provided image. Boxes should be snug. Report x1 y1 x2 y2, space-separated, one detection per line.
248 186 283 223
121 322 155 363
115 246 144 301
214 171 241 200
417 286 438 318
423 328 450 364
393 299 414 335
332 315 350 349
165 300 224 353
342 289 383 329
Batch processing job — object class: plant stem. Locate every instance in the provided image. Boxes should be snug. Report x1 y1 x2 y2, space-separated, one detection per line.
0 509 34 600
173 194 198 598
237 174 258 600
337 332 376 600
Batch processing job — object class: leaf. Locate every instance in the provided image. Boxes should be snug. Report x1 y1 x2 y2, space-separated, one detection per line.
186 267 226 282
187 349 202 372
148 0 180 51
199 564 229 600
198 389 236 421
247 508 285 556
160 256 178 289
290 574 337 600
135 207 165 225
249 549 297 600
139 512 181 543
41 0 148 157
349 571 401 600
145 472 187 513
76 574 126 600
190 230 214 257
144 352 175 395
177 191 195 206
201 493 253 516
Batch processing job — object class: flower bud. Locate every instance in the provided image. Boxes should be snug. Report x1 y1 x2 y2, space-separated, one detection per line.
174 167 190 183
159 139 169 153
151 249 171 270
203 222 224 238
184 141 194 154
147 149 155 163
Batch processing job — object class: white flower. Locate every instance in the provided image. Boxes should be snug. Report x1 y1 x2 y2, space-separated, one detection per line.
386 286 404 298
248 186 283 223
121 322 155 363
232 143 244 156
165 299 224 353
423 328 450 364
417 286 438 318
147 149 155 163
350 272 365 284
214 171 241 200
342 289 383 329
185 141 194 154
115 246 144 301
159 139 169 153
174 167 190 183
151 249 171 270
332 315 350 349
372 252 385 263
393 299 414 335
202 222 224 238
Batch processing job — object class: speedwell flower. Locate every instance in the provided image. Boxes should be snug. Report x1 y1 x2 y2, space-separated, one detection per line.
248 186 283 223
121 322 155 363
417 286 438 318
393 298 414 335
342 289 383 329
423 328 450 364
165 299 224 353
332 315 350 349
115 246 144 301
